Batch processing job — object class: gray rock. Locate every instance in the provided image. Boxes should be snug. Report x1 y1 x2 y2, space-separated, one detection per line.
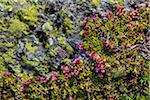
48 38 53 45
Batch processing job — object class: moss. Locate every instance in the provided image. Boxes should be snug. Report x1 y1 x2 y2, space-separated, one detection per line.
17 5 39 25
25 43 37 54
8 19 28 34
57 37 66 45
2 53 16 64
92 0 101 6
0 42 14 47
0 57 4 65
66 44 74 54
62 17 75 34
42 21 53 33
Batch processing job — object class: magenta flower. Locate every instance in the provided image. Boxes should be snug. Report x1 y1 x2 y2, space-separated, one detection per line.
83 17 89 24
61 65 65 70
121 35 126 39
51 77 57 82
78 45 84 50
95 67 99 73
93 55 100 61
76 42 84 50
50 71 58 76
73 57 81 65
3 72 12 76
93 16 97 21
110 45 115 49
69 95 73 100
64 82 68 87
56 86 59 90
43 80 47 84
107 73 111 76
46 77 50 81
40 77 45 81
85 26 89 30
64 66 70 73
75 71 79 75
25 80 30 85
20 86 24 92
101 69 105 73
86 51 91 57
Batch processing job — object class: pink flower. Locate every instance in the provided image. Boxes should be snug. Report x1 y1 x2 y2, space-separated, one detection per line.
103 17 108 21
93 16 97 21
83 30 88 36
83 17 89 24
16 76 20 81
51 77 57 82
64 82 68 87
99 74 103 78
21 82 25 87
64 66 70 73
107 73 111 76
95 67 99 73
43 80 47 83
86 51 91 57
46 77 50 81
50 71 58 76
75 71 79 75
76 42 84 50
73 57 81 65
93 55 100 61
85 26 89 30
101 69 105 73
56 86 59 90
61 65 64 70
69 95 73 100
121 35 126 39
110 45 114 49
25 80 30 85
78 45 84 50
40 77 45 81
20 86 24 92
81 66 84 69
67 74 71 78
3 72 12 76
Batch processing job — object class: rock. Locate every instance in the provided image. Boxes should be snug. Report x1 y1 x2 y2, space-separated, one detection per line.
48 38 53 45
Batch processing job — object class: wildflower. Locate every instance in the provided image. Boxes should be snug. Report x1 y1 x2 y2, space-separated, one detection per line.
93 55 100 61
101 69 105 73
64 66 70 73
110 45 115 49
46 77 50 81
3 72 12 76
64 82 68 87
107 73 111 76
76 42 84 50
73 57 81 65
25 80 30 85
56 86 59 90
85 26 89 30
121 35 126 39
20 86 24 92
50 71 58 76
61 65 65 70
95 67 99 73
83 17 89 24
69 95 73 100
40 77 45 81
51 77 57 82
86 51 91 57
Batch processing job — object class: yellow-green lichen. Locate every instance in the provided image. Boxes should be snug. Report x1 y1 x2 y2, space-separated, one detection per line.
8 19 28 34
25 43 37 54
